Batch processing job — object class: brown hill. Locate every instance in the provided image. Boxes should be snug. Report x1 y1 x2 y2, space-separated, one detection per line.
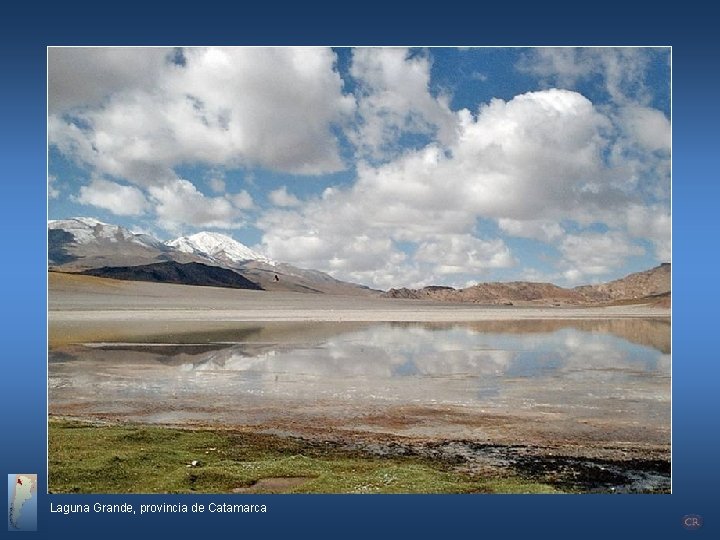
575 263 671 302
382 264 671 306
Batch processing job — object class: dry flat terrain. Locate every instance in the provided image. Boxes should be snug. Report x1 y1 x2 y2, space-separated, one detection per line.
49 272 668 327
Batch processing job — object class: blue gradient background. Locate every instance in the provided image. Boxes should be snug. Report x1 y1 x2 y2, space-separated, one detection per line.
2 2 718 538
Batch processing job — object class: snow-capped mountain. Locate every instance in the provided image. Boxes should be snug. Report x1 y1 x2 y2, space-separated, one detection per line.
49 218 377 296
166 232 275 266
49 217 183 269
49 217 164 249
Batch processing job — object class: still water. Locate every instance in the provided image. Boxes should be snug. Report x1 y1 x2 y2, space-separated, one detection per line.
49 319 670 443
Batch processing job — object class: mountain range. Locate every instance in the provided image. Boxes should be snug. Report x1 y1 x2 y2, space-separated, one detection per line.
49 218 375 295
49 217 670 305
383 264 670 306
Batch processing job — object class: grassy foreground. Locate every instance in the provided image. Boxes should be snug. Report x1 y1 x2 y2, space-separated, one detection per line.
49 419 559 494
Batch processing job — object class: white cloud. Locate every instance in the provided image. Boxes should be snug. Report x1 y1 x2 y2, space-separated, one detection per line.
259 202 413 288
517 47 664 105
560 231 644 282
599 106 671 207
415 234 515 274
258 88 645 288
48 47 173 113
497 219 564 242
355 89 612 222
624 204 671 261
620 105 671 152
48 175 59 199
148 179 242 231
208 177 226 193
268 186 301 207
227 190 254 210
75 178 149 216
513 267 563 284
350 48 457 159
49 47 355 183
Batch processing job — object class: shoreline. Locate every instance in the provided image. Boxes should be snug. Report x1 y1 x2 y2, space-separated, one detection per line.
49 417 670 494
50 305 670 323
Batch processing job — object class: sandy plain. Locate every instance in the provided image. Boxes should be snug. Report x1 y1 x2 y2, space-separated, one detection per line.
49 273 669 339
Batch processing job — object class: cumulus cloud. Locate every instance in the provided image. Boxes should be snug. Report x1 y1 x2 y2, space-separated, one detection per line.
497 219 564 242
560 232 645 282
355 89 612 222
48 175 60 199
227 190 254 210
49 47 355 183
208 177 226 193
350 48 457 160
517 47 665 105
624 204 671 261
75 178 149 216
48 47 173 113
148 179 243 231
268 186 301 207
600 106 671 206
259 200 414 288
415 235 515 274
619 105 671 152
260 88 612 287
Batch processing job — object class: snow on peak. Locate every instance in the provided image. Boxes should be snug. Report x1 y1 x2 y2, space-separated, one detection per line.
49 217 108 229
166 232 274 265
48 217 162 248
48 217 126 243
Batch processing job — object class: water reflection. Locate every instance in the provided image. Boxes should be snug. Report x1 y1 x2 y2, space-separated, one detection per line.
49 319 670 438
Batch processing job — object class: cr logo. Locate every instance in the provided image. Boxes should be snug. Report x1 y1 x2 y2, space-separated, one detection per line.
682 515 703 530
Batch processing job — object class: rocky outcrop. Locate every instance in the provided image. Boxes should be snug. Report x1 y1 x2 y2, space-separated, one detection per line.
575 263 671 302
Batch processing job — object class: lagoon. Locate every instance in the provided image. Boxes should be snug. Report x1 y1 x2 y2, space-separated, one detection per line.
49 319 670 448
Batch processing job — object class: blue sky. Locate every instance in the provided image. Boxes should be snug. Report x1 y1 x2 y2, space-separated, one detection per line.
48 47 670 289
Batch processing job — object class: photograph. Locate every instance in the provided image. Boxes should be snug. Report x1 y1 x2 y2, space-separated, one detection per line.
47 46 671 495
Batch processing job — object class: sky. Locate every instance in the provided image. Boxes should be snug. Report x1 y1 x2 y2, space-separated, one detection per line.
48 47 671 290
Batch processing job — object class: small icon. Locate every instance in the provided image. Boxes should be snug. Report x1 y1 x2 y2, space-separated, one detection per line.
7 474 38 532
682 514 703 530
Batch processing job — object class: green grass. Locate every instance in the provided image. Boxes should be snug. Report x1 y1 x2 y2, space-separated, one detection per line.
49 419 560 494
